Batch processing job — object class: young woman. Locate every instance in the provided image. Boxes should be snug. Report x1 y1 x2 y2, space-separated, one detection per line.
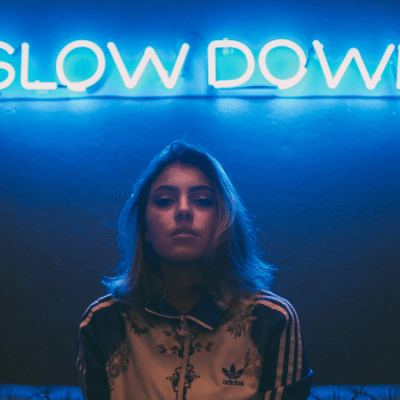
77 141 313 400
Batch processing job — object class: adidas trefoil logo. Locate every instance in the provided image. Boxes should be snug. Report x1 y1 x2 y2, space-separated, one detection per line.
223 364 243 379
222 364 245 386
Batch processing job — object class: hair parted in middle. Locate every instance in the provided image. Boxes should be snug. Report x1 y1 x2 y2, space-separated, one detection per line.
102 140 274 305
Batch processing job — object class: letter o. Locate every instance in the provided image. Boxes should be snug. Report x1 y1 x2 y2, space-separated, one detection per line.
258 39 307 89
56 40 105 92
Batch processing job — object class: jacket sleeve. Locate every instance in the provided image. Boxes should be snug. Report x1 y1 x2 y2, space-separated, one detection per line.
258 296 313 400
77 308 111 400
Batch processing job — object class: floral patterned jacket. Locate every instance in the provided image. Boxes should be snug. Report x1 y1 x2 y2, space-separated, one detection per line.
77 291 313 400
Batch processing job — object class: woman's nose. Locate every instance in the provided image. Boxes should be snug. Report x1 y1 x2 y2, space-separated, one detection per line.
175 196 192 220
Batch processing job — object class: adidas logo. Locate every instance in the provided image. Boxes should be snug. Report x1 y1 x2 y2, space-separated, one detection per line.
222 364 245 386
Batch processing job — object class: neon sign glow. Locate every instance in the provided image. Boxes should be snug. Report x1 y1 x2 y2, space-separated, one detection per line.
0 38 399 97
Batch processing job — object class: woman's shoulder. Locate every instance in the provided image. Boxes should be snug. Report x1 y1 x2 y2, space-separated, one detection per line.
250 290 301 321
243 291 304 341
79 294 127 329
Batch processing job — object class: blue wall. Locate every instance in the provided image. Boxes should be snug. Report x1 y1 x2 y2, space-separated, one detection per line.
1 0 399 386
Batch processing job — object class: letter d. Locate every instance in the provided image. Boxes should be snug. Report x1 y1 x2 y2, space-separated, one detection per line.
208 40 255 88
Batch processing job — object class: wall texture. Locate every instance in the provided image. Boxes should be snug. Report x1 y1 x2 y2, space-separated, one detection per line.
1 0 399 387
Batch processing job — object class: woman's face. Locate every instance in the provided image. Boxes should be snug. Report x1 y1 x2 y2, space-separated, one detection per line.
145 162 218 264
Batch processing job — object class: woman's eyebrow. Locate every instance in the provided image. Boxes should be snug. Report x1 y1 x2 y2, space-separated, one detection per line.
153 185 213 193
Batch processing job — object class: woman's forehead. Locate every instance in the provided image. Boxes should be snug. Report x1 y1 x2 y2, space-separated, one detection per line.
150 163 213 192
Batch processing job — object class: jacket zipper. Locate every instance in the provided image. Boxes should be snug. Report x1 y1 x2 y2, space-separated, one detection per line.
177 315 190 400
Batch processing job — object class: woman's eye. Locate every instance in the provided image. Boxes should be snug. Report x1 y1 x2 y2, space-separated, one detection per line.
195 198 213 207
154 198 173 207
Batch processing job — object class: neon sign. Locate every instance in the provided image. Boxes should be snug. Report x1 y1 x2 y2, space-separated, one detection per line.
0 38 399 97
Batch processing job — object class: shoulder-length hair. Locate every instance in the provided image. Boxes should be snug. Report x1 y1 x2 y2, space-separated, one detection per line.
102 141 274 305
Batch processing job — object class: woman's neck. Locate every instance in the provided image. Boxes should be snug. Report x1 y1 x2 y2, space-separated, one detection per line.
160 259 208 314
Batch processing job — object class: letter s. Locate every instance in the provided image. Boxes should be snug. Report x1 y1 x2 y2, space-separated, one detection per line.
0 42 15 90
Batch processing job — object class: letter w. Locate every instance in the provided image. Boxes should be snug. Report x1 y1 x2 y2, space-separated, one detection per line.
312 40 394 90
107 43 190 89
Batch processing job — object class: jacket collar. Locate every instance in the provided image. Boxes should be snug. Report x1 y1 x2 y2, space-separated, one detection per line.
144 290 230 331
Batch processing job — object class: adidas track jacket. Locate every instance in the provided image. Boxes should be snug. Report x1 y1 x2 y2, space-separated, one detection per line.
77 291 313 400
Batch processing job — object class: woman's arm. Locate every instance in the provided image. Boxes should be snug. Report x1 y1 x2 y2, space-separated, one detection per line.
77 317 111 400
258 295 313 400
77 296 125 400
